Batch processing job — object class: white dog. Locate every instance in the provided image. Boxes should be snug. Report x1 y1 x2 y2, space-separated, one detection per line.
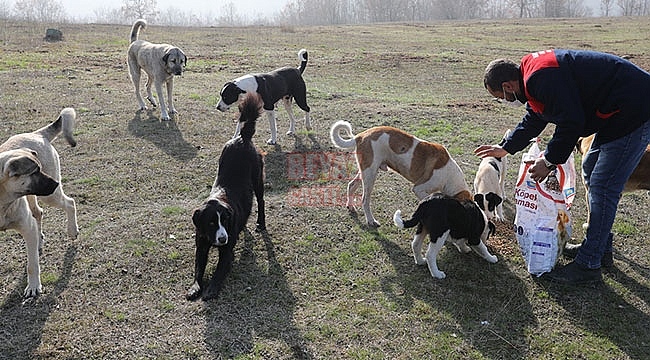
473 129 510 221
127 19 187 121
394 193 497 279
0 108 79 297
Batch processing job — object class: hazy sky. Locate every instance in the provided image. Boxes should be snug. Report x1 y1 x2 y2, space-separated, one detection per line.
58 0 290 19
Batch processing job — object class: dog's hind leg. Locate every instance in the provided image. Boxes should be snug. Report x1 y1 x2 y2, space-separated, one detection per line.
128 61 147 111
426 231 449 279
346 172 362 216
282 97 298 136
144 73 158 108
293 83 312 131
253 158 266 231
360 167 380 227
411 226 428 265
40 188 79 240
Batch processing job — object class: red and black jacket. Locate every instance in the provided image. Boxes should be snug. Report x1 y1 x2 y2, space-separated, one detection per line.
502 49 650 164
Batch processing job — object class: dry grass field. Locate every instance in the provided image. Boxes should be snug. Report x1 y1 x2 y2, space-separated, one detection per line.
1 17 650 359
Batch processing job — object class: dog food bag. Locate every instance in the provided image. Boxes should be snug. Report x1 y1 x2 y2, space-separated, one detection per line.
513 139 576 276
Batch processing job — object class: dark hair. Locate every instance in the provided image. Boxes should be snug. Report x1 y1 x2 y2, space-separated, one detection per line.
483 59 520 91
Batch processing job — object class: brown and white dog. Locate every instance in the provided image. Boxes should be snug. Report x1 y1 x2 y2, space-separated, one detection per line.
0 108 79 297
393 193 498 279
473 129 510 222
577 134 650 229
330 120 472 227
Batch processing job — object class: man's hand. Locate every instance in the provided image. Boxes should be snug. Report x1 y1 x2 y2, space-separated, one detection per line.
528 158 553 182
474 145 509 159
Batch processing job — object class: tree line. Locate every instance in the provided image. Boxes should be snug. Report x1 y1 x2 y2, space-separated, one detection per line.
1 0 649 26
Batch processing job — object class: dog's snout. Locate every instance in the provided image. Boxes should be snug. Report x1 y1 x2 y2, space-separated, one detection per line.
213 234 228 246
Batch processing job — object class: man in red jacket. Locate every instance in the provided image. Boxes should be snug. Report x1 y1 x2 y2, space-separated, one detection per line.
475 49 650 285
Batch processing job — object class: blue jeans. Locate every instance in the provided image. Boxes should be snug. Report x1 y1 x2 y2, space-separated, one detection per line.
576 120 650 269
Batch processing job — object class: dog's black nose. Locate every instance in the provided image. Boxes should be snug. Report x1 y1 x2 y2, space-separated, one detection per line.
214 235 228 246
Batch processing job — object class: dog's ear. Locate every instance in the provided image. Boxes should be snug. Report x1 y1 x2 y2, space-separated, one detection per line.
485 192 503 211
473 193 485 211
162 52 169 63
192 207 204 227
6 154 39 177
467 203 487 246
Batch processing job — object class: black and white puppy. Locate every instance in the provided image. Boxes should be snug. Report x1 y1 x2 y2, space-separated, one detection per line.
186 94 266 301
473 129 510 221
393 193 498 279
216 49 311 145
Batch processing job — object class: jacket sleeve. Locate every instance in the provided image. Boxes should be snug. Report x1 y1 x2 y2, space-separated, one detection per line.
501 109 546 155
526 68 583 165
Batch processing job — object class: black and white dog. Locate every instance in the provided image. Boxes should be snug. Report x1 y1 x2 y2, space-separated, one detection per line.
473 129 510 221
216 49 311 145
393 193 498 279
186 94 266 301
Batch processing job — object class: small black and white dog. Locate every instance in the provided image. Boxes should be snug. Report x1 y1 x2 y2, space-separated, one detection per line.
186 94 266 301
216 49 311 145
393 193 498 279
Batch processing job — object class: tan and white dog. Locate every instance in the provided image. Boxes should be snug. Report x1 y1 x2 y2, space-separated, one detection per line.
127 19 187 121
473 129 510 222
577 134 650 229
330 120 472 227
0 108 79 297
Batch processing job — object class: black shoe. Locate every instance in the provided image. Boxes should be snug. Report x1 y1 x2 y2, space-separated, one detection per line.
541 261 602 286
562 243 613 268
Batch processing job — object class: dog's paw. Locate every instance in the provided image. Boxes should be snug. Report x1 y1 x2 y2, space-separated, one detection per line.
486 254 498 263
367 220 380 228
431 270 446 279
414 257 427 266
266 138 277 145
23 284 43 298
286 130 295 136
185 283 202 301
255 223 266 232
68 225 79 240
201 288 219 301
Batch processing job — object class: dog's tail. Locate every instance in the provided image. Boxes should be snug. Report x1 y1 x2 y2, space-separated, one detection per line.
130 19 147 43
393 209 420 229
330 120 357 150
34 108 78 147
238 94 263 142
297 49 308 74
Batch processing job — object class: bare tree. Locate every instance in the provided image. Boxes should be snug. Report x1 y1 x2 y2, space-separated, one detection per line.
121 0 159 22
13 0 66 22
